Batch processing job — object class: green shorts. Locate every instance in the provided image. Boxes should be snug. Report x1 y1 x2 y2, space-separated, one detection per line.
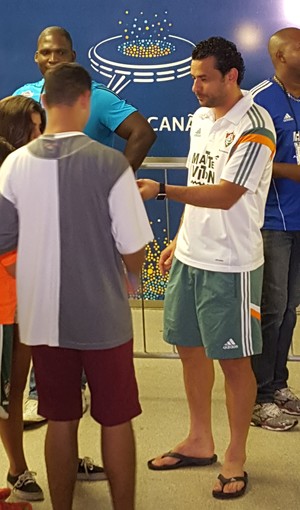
163 258 263 359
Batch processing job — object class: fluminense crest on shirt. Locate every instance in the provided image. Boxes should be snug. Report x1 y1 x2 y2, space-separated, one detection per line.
225 131 235 147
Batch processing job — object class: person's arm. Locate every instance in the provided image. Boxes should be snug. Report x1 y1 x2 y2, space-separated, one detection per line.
122 247 146 277
159 238 177 275
138 120 276 207
108 165 153 289
137 178 247 209
272 162 300 181
115 111 157 172
159 212 185 275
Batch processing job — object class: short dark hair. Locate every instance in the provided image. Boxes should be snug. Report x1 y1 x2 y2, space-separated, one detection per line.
192 37 245 85
0 96 45 149
0 136 15 166
44 63 92 107
38 26 73 49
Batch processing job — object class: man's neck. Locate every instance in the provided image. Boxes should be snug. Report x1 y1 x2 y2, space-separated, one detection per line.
43 108 85 134
274 73 300 98
44 125 83 135
214 90 244 120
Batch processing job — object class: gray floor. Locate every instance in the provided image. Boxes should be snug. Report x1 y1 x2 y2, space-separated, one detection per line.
1 307 300 509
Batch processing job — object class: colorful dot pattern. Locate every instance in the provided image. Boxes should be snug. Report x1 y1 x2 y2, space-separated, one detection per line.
117 9 175 59
128 234 170 300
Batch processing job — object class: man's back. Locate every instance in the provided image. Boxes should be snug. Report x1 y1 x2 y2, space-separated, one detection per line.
0 133 152 348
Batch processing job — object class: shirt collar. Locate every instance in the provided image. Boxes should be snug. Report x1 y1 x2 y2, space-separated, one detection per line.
222 91 253 125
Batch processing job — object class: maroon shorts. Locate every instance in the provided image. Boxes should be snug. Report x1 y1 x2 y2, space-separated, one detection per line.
31 339 141 426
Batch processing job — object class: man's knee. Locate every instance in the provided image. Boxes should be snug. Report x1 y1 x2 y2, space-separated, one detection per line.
219 357 253 381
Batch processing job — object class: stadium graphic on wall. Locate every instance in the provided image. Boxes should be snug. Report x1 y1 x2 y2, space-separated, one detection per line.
88 9 195 94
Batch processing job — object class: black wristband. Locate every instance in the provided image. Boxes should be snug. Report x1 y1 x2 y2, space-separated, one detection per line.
156 182 166 200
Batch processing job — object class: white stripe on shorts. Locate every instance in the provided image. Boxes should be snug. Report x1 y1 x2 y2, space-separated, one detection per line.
240 272 253 357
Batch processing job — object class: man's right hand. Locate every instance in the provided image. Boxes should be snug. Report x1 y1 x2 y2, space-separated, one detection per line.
159 239 176 275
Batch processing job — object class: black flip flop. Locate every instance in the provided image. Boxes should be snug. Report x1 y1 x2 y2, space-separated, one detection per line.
148 451 218 471
212 471 248 499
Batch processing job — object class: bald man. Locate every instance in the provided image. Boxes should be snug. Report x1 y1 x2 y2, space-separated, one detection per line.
251 27 300 431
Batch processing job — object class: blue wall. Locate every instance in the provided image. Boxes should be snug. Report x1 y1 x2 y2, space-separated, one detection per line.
1 0 298 157
1 1 299 299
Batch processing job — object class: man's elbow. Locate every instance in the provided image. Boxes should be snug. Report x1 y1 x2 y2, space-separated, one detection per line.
122 247 146 276
222 200 235 210
219 194 242 210
140 124 157 148
149 128 157 145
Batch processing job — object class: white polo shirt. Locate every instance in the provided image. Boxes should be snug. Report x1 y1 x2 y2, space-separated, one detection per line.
175 92 276 272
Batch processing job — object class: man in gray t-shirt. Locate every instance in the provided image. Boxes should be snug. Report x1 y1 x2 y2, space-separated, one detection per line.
0 62 153 510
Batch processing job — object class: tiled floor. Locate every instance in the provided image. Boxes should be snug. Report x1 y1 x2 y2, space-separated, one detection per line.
1 306 300 509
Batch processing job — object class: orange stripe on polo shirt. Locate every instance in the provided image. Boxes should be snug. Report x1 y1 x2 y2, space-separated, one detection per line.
235 133 276 158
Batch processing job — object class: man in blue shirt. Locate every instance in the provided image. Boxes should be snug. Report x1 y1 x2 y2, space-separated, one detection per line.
251 27 300 431
14 26 156 172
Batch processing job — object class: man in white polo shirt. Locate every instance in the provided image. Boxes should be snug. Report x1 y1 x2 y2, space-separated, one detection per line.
138 36 276 500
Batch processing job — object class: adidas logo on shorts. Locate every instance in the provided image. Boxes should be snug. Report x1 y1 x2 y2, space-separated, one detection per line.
222 338 238 350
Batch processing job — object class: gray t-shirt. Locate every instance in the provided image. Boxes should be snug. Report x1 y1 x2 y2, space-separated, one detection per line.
0 133 153 349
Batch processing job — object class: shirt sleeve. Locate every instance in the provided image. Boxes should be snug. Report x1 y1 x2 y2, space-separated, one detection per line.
221 126 276 192
92 85 137 132
12 81 43 103
108 167 153 254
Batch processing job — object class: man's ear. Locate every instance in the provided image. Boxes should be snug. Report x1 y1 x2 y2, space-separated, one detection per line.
34 51 39 63
40 93 47 109
227 67 238 84
80 89 91 108
276 49 285 63
71 51 76 62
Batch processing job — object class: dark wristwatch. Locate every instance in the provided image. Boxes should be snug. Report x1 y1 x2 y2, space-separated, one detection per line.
156 182 167 200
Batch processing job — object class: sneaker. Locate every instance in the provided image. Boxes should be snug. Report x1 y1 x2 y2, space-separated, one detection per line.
274 387 300 416
23 399 46 425
7 471 44 502
251 403 298 431
0 501 32 510
77 457 107 481
81 389 88 414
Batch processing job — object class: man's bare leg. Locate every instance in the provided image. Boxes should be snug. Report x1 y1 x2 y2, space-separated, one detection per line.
45 420 79 510
213 357 256 495
0 327 31 476
102 421 135 510
150 346 215 468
